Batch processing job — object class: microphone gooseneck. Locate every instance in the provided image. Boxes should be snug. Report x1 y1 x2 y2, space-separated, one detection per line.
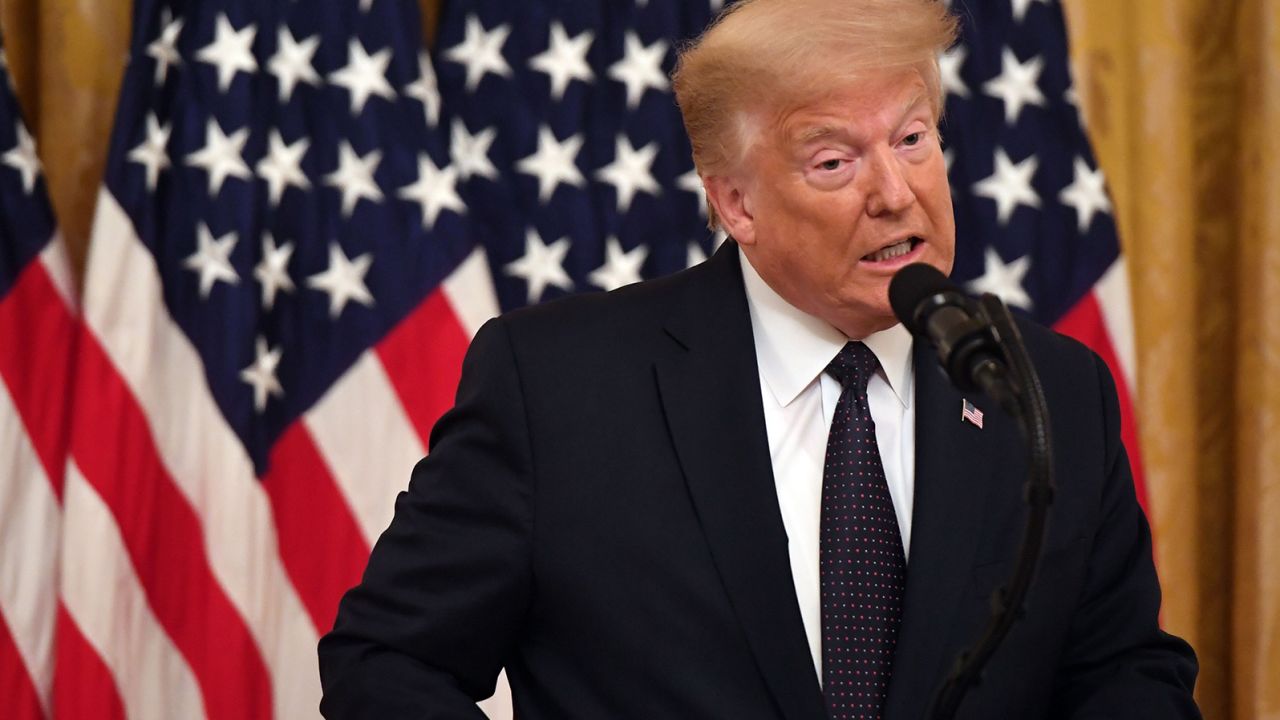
889 263 1056 720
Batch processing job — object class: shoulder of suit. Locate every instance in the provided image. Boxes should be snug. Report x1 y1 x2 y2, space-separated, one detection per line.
1014 317 1098 367
495 260 710 347
1010 315 1113 406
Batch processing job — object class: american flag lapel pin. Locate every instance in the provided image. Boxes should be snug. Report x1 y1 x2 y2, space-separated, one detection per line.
961 399 984 429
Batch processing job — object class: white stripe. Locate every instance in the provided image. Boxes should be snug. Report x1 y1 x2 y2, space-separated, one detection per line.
308 245 497 545
60 461 206 720
442 246 500 338
0 380 59 715
82 189 322 719
1095 257 1138 392
306 351 426 544
38 234 77 309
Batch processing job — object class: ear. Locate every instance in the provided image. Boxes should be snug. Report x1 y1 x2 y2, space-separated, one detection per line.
704 174 756 246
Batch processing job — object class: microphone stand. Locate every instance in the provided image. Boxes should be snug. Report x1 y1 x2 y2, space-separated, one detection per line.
926 294 1055 720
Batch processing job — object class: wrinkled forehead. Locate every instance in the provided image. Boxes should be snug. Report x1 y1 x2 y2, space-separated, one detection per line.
760 68 936 149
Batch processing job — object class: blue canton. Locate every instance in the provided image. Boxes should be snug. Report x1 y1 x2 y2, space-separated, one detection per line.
432 0 726 313
0 38 58 302
106 0 470 472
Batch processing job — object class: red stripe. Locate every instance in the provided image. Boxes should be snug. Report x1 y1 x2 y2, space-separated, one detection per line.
265 288 470 635
261 423 371 634
0 607 44 720
69 326 273 720
1053 292 1148 510
51 605 125 720
375 289 470 447
0 258 77 501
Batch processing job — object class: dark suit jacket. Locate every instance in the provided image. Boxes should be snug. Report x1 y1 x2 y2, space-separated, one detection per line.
318 243 1198 719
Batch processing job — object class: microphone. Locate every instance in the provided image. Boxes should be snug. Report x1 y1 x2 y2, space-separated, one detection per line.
888 263 1016 407
893 264 1055 720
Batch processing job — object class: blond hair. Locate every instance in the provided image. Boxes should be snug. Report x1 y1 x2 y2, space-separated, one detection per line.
672 0 959 228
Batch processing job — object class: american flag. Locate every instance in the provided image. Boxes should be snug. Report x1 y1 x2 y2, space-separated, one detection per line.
941 0 1145 502
0 0 1141 718
54 0 490 717
962 398 985 429
0 33 78 720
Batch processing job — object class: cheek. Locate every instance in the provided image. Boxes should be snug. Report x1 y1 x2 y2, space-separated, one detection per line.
928 180 956 229
912 170 954 221
920 159 953 211
760 184 864 264
932 192 955 235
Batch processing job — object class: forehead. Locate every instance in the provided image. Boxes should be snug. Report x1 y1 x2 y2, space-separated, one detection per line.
775 69 932 146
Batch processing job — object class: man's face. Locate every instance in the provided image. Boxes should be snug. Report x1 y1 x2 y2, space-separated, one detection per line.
708 68 956 339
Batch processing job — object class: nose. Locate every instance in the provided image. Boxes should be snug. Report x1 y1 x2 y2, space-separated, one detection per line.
863 147 914 217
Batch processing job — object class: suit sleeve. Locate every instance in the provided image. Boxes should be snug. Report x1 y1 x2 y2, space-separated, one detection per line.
1052 352 1200 719
318 317 534 719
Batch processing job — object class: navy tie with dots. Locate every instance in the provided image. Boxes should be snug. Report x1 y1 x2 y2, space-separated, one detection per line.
820 341 906 719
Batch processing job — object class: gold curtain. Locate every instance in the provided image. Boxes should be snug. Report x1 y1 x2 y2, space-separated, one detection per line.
1063 0 1280 717
1 0 1275 716
0 0 130 279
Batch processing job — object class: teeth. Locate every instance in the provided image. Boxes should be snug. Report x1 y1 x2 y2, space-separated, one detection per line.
866 238 915 262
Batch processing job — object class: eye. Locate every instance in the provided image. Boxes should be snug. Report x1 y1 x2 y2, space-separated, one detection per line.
902 132 923 147
818 158 843 171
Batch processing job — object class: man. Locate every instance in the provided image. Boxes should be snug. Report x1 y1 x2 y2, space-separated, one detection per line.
319 0 1200 717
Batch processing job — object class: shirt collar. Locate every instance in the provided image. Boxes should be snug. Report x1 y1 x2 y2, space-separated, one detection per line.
740 253 914 409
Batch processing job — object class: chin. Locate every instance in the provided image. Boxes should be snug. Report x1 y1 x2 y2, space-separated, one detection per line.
827 300 896 338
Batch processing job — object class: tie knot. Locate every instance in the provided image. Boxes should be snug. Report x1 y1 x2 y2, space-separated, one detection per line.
825 341 879 391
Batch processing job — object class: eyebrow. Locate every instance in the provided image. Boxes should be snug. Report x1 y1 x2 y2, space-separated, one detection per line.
794 125 844 145
900 90 927 114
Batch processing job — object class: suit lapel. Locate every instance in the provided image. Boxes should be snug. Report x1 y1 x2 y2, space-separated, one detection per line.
883 343 1005 720
654 244 827 720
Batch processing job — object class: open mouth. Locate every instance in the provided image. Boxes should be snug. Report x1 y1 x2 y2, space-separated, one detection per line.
863 236 921 263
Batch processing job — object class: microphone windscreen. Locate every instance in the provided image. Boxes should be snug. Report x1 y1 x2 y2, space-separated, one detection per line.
889 263 953 333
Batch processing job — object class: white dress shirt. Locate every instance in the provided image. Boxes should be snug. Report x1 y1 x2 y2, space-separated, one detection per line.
739 255 916 679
